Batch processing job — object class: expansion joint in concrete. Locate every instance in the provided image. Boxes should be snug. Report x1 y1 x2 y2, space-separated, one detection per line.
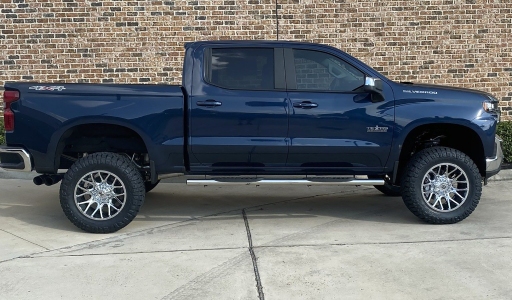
242 209 265 300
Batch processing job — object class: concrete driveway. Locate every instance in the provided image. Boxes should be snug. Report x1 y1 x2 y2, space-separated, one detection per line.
0 178 511 299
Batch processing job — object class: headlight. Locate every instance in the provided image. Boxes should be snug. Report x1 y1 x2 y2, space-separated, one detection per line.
482 101 496 112
483 95 500 122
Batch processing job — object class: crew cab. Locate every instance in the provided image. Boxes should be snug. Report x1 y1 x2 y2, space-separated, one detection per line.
0 40 503 233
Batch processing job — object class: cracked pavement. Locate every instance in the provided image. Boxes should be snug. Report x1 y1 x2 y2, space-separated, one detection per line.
0 179 511 299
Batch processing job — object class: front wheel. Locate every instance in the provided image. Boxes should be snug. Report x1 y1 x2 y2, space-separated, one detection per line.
401 147 482 224
60 152 145 233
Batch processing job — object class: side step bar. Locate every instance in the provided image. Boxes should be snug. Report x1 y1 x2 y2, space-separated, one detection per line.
187 178 384 186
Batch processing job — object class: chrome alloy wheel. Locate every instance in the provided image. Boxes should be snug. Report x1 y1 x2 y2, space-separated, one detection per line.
422 163 469 212
74 170 127 220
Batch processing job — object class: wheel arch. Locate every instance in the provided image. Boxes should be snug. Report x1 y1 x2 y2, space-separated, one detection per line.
392 121 486 184
49 118 154 171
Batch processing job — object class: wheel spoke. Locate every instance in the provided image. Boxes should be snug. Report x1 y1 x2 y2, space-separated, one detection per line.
113 197 124 205
91 206 100 218
78 199 91 205
446 166 457 176
82 181 95 188
76 191 91 197
453 173 464 180
77 185 90 192
427 192 434 203
432 197 441 209
454 191 466 200
448 197 460 207
90 174 95 183
109 203 120 211
84 201 93 213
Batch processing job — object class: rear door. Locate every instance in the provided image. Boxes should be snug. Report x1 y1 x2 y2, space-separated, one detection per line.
188 46 289 173
285 48 395 173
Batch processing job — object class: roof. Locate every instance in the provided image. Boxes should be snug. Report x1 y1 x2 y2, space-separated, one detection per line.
184 40 332 49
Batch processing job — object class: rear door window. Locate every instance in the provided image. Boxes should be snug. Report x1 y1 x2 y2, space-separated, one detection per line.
207 48 275 90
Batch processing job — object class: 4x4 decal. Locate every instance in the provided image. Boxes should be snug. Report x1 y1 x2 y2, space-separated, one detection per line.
29 86 66 91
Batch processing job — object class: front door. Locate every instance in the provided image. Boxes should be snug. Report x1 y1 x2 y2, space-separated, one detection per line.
285 48 395 174
189 47 289 173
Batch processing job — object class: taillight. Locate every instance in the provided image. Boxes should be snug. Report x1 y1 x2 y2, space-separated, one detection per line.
4 109 14 131
3 90 20 132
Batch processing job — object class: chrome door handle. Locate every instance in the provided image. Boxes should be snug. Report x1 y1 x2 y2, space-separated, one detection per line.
196 100 222 107
293 101 318 109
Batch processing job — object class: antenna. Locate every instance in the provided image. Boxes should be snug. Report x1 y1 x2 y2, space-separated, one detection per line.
399 43 403 83
276 0 279 41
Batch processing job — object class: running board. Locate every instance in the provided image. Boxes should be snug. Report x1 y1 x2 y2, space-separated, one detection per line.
187 177 384 186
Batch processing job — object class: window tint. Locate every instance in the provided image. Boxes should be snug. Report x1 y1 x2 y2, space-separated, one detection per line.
208 48 274 90
293 49 365 92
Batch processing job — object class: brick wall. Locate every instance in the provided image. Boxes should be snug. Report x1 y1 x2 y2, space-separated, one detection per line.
0 0 511 119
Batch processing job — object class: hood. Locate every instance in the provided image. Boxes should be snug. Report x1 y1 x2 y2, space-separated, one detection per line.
400 82 491 94
394 82 494 102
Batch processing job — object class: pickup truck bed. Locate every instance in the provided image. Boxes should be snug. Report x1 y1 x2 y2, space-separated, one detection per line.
3 83 185 175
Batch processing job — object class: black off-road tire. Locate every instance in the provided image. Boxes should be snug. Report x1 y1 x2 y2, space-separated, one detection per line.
144 180 160 193
60 152 145 233
401 147 482 224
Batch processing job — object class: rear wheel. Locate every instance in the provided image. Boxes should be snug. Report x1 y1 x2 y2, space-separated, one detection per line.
401 147 482 224
60 152 145 233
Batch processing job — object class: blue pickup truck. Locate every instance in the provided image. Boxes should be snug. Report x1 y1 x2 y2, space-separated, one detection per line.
0 40 503 233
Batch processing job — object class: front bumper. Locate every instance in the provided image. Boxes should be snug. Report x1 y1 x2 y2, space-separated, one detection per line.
0 147 33 172
485 135 504 178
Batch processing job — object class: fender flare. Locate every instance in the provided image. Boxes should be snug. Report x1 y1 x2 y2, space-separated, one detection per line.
47 117 155 171
387 118 486 171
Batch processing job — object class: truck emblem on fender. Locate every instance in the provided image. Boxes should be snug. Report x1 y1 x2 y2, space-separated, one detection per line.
403 89 437 95
29 86 66 91
367 125 388 133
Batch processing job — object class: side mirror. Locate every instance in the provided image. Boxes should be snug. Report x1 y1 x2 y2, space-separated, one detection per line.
364 77 383 93
364 77 384 102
